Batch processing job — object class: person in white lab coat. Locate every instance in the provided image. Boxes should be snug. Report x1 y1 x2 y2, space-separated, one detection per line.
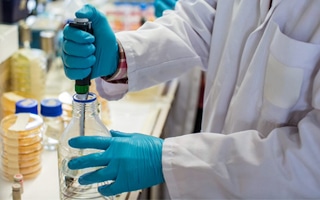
154 0 202 138
152 0 204 198
62 0 320 199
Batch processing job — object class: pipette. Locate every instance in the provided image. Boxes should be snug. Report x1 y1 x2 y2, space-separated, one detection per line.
69 18 93 136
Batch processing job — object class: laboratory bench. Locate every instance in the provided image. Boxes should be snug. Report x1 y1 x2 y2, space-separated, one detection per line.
0 80 178 200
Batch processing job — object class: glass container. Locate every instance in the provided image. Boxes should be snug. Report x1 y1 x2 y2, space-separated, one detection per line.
41 98 64 151
0 113 44 180
58 92 113 200
10 20 47 101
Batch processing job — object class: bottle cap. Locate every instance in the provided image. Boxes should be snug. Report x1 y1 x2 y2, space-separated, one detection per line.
15 99 38 114
13 174 23 181
40 98 63 117
12 183 21 191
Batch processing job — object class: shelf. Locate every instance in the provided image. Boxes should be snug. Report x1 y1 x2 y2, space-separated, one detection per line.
0 24 18 64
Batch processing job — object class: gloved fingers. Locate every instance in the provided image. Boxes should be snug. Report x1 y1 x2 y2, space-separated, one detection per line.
62 51 95 69
155 9 162 18
69 136 113 150
162 0 177 9
154 1 168 15
68 152 109 170
110 130 132 138
63 40 95 57
62 50 95 67
154 0 177 17
78 163 118 185
97 180 125 197
63 25 94 44
64 67 91 80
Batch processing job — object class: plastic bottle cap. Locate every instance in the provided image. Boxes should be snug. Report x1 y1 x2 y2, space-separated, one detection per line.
12 183 21 190
15 99 38 114
40 98 63 117
13 174 23 181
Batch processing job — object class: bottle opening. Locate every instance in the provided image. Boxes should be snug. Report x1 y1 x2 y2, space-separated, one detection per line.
73 92 96 103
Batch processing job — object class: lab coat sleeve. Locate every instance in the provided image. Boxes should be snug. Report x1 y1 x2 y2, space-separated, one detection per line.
113 0 216 93
94 78 128 100
162 73 320 199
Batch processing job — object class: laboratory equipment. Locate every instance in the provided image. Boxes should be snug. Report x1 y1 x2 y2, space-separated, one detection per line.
57 92 113 200
1 92 28 117
40 30 56 71
41 98 64 151
13 174 24 194
15 98 38 114
68 17 93 142
10 20 47 101
0 113 44 180
12 183 22 200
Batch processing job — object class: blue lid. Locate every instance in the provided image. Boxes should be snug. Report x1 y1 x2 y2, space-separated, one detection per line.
40 98 63 117
15 99 38 114
140 2 147 11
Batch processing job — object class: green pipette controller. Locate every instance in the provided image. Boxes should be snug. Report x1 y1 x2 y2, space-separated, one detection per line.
69 18 93 96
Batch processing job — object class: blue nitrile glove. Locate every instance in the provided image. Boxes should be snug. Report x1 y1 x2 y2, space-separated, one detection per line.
68 130 165 196
154 0 178 17
62 4 118 80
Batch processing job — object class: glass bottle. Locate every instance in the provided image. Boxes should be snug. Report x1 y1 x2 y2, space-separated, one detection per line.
40 30 56 71
1 92 25 118
41 98 64 151
58 92 113 200
43 30 74 98
10 20 47 101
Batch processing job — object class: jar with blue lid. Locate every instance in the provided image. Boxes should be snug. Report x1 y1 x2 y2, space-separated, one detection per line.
40 98 64 151
15 98 38 114
0 98 43 180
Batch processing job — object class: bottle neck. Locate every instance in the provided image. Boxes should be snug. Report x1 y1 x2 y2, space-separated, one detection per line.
72 93 99 118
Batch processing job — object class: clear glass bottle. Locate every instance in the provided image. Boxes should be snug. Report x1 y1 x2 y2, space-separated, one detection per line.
41 98 64 151
40 30 56 71
0 113 43 180
58 92 113 200
10 20 47 101
43 30 74 98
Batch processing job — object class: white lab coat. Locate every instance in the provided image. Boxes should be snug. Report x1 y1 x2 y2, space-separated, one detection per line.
96 0 320 198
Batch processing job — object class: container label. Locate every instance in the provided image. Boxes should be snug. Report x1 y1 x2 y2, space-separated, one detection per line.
9 113 30 131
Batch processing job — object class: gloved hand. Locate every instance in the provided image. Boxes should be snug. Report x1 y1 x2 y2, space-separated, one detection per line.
62 4 118 80
154 0 178 17
68 130 165 196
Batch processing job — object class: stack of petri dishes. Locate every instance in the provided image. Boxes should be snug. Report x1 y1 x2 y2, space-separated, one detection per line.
0 113 44 180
